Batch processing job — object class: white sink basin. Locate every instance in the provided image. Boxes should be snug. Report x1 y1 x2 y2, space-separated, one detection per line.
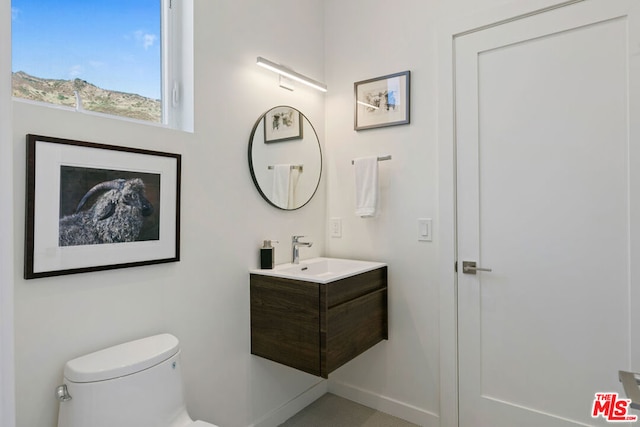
250 257 386 284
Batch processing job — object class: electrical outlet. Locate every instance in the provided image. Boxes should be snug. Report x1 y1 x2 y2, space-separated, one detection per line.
330 218 342 238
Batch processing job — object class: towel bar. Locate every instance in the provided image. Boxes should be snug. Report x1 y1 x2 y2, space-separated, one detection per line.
619 370 640 409
351 155 392 165
268 165 303 172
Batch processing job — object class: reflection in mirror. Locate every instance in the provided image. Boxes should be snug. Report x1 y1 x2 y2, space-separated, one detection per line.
248 106 322 210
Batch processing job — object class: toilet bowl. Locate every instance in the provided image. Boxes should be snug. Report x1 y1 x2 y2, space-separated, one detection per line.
56 334 218 427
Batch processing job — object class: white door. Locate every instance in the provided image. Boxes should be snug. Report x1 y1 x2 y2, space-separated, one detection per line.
456 1 640 426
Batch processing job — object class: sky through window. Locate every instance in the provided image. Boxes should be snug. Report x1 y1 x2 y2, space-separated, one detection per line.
12 0 161 100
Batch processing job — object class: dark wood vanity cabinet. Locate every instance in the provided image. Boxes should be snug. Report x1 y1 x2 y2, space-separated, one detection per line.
250 267 388 378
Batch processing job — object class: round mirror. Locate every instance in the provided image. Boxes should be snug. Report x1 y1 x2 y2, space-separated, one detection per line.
248 106 322 210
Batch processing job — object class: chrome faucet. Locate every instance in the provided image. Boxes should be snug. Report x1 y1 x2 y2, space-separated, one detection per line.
291 235 313 264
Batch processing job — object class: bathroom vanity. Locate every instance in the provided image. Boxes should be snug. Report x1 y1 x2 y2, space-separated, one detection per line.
250 258 387 378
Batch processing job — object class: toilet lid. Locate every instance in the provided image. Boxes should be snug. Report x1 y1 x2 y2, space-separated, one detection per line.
64 334 179 383
189 422 218 427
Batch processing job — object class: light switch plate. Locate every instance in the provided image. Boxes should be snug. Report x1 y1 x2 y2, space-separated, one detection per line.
418 218 432 242
330 218 342 238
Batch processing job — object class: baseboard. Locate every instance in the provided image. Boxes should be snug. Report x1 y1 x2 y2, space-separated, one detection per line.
248 380 328 427
328 379 439 427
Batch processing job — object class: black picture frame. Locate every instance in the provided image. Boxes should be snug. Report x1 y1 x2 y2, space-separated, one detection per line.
354 70 410 131
264 106 304 142
24 134 181 279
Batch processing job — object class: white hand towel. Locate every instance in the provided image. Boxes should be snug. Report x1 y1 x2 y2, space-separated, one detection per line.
354 156 378 217
288 167 301 209
272 164 291 209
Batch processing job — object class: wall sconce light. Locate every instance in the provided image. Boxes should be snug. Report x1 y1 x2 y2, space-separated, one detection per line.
256 56 327 92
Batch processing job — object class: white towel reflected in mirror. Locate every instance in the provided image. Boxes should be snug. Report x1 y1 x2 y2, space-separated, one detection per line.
272 164 300 209
288 167 300 209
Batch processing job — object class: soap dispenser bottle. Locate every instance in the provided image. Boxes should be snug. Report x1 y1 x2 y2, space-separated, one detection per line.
260 240 277 269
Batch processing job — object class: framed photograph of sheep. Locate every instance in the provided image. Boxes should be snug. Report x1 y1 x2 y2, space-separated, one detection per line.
24 134 181 279
354 70 410 131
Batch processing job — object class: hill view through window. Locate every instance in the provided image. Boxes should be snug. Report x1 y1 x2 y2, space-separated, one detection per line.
11 0 162 123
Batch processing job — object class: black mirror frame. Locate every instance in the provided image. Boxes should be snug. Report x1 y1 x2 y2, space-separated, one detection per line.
248 106 322 210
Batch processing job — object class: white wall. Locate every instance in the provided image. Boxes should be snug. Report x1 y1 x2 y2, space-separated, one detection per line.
1 1 15 427
11 1 326 426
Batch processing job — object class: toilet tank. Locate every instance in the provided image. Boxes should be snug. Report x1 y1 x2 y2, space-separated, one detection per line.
57 334 192 427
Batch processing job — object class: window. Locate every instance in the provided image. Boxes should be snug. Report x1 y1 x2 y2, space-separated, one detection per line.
11 0 192 131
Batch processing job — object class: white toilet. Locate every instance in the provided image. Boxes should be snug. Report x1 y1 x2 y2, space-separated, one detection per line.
57 333 218 427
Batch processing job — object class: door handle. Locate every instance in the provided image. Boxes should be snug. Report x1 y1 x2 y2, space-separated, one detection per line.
619 371 640 410
462 261 492 275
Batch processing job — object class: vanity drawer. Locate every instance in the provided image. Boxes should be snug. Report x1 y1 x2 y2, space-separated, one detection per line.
322 287 388 374
325 266 387 308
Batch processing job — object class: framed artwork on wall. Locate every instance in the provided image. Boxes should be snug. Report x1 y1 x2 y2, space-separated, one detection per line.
24 134 181 279
264 106 304 142
354 70 410 131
